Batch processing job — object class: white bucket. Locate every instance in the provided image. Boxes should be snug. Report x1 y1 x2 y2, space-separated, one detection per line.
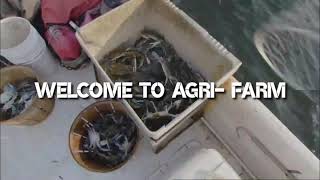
0 17 58 78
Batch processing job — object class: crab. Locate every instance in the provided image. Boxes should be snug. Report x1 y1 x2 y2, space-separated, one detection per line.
100 30 206 131
1 84 18 111
151 51 178 85
0 81 36 120
81 110 137 166
142 101 177 122
87 126 111 152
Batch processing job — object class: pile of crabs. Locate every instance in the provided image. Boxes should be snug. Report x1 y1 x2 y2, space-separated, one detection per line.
101 30 205 131
80 106 138 168
0 79 37 120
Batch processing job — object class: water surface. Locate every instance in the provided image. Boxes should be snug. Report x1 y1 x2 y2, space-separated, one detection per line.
173 0 320 157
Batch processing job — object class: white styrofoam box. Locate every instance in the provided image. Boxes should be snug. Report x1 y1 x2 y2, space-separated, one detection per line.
76 0 242 142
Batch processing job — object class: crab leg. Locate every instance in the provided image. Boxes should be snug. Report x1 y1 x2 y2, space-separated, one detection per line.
151 52 178 85
142 109 177 121
150 101 158 112
133 57 137 72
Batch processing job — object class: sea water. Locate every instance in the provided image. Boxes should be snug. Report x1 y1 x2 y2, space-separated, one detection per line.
173 0 319 157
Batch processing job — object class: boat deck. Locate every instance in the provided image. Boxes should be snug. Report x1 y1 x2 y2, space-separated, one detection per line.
1 64 250 180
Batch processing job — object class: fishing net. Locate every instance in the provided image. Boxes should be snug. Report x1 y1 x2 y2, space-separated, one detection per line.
254 0 319 101
255 0 319 99
254 0 319 155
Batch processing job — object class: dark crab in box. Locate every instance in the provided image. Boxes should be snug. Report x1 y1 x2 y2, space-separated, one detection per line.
101 30 206 131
